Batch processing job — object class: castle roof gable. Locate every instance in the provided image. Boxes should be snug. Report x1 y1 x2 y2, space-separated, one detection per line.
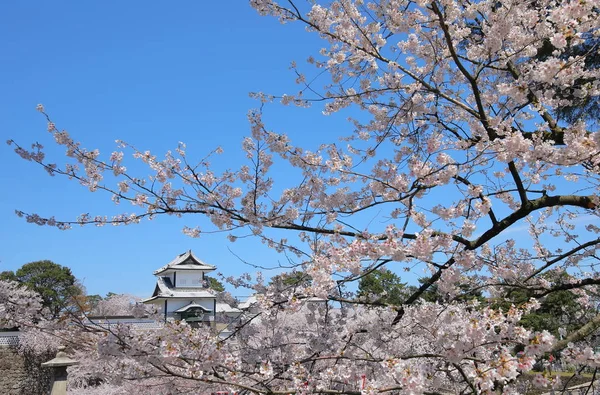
153 250 216 275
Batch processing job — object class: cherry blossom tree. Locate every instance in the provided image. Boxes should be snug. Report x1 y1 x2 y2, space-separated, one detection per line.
0 279 43 329
90 294 143 317
6 0 600 393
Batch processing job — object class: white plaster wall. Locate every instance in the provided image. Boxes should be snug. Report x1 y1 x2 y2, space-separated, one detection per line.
176 271 205 287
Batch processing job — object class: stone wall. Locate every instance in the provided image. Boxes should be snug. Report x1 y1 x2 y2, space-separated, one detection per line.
0 346 26 395
0 345 52 395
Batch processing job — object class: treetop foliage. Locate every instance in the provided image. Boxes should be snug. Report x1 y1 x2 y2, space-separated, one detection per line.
1 260 81 319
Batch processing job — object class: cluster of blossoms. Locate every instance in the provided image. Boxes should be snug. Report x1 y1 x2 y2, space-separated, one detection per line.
0 280 43 328
8 0 600 393
0 277 593 394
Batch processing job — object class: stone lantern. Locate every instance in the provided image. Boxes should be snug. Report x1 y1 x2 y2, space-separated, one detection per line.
41 346 79 395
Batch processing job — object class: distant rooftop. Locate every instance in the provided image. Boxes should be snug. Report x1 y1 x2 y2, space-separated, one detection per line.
238 294 258 310
216 302 242 314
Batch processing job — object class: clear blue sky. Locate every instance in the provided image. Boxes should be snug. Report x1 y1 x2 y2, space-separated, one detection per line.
2 2 589 300
0 2 344 297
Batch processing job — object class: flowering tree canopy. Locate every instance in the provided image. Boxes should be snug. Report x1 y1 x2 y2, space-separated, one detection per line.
6 0 600 393
0 279 43 329
89 294 143 317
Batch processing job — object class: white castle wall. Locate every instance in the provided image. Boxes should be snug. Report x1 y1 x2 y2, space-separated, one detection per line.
176 271 205 287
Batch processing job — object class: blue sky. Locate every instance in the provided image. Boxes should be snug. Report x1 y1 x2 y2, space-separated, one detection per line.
0 2 345 298
2 2 593 300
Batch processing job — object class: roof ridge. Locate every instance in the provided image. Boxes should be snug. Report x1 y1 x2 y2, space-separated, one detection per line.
153 250 217 275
